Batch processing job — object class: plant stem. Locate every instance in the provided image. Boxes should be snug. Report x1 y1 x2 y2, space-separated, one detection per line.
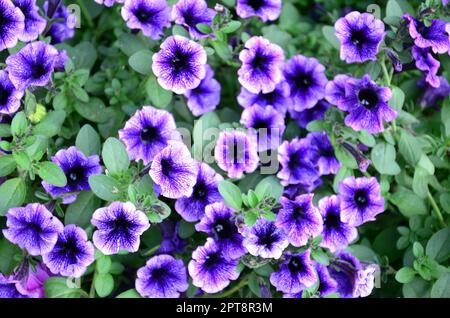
381 57 398 134
76 0 94 28
204 278 248 298
427 191 446 229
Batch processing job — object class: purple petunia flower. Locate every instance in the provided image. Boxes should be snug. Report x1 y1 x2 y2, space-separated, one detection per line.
188 238 240 294
121 0 171 40
195 202 246 259
242 218 288 259
288 100 330 129
184 65 221 116
412 46 440 88
172 0 215 39
6 41 61 91
0 0 24 52
238 36 284 94
42 146 102 204
158 221 187 254
236 0 282 22
283 55 328 111
0 274 28 298
237 81 291 114
318 195 357 253
175 162 223 222
418 76 450 108
325 74 350 106
119 106 182 165
335 11 385 64
284 263 337 298
354 264 377 297
277 138 320 187
339 176 385 226
14 0 46 42
3 203 64 256
91 201 150 255
403 14 450 55
338 74 397 134
0 70 24 115
277 194 323 247
283 179 323 200
152 35 207 94
95 0 124 7
240 104 285 152
16 262 51 298
306 132 341 175
42 225 94 278
136 254 188 298
44 1 76 44
269 250 317 294
214 130 259 179
149 141 198 199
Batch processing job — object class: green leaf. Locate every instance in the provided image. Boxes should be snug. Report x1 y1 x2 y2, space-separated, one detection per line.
335 144 358 170
0 178 26 216
412 167 429 198
76 124 101 156
74 98 113 123
178 220 196 239
413 242 424 258
254 176 283 200
426 227 450 263
386 0 403 18
128 50 153 75
0 155 16 177
395 267 416 284
94 273 114 298
398 130 423 166
116 33 148 56
0 238 21 274
65 191 100 228
145 75 172 108
71 84 89 103
102 138 130 175
192 112 220 159
371 142 401 175
218 180 242 210
417 155 435 175
346 245 378 263
322 26 340 50
37 162 68 187
33 110 66 138
89 174 122 201
96 255 112 275
211 41 233 61
67 41 97 70
13 151 31 170
389 86 405 111
116 289 142 298
431 273 450 298
390 188 427 217
441 102 450 137
11 112 28 137
172 25 189 37
403 277 431 298
244 211 258 226
196 23 213 34
221 21 241 33
358 130 376 147
45 277 84 298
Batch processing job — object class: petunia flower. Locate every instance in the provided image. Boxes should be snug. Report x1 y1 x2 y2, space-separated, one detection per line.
325 74 351 106
237 81 291 114
412 46 440 88
0 70 24 115
14 0 47 42
94 0 124 7
288 100 329 129
306 132 341 175
43 1 76 44
172 0 215 39
0 0 25 52
236 0 282 22
0 274 29 298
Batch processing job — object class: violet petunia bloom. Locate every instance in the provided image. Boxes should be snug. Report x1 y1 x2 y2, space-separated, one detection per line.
0 70 24 115
289 100 330 129
318 195 357 253
339 176 385 227
0 0 24 52
283 179 323 200
214 130 259 179
242 218 288 259
354 264 378 297
121 0 171 40
240 104 285 152
6 41 61 91
16 263 51 298
42 146 102 204
277 194 323 247
149 141 198 199
325 74 350 106
403 14 450 55
238 36 284 94
188 238 240 294
184 65 221 116
412 46 440 88
277 138 320 187
175 162 223 222
3 203 64 256
14 0 46 42
237 81 291 114
236 0 282 22
172 0 215 39
43 1 76 44
95 0 124 7
418 76 450 108
119 106 182 165
136 254 188 298
306 132 341 175
339 74 397 134
91 201 150 255
283 55 328 111
195 202 246 259
152 35 207 94
269 250 317 294
42 225 94 278
334 11 385 64
0 275 28 298
158 221 187 254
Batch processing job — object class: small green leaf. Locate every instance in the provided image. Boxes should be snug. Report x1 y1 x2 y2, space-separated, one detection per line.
145 75 172 108
218 180 242 210
94 273 114 298
196 23 213 34
96 255 112 275
413 242 424 258
426 227 450 263
0 155 16 177
102 138 130 175
371 142 401 175
221 21 241 33
76 124 101 156
116 289 142 298
178 220 196 239
322 26 340 50
33 110 66 138
65 191 100 228
37 162 68 187
89 174 122 201
45 277 84 298
395 267 416 284
128 50 153 75
11 112 28 137
398 130 423 166
431 273 450 298
13 151 31 171
254 176 283 201
390 188 427 217
0 178 26 216
389 86 405 111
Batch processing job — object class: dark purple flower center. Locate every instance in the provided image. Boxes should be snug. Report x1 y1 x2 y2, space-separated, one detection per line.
193 181 208 200
110 214 133 234
358 88 378 109
350 29 367 46
251 52 270 72
252 118 269 130
134 6 154 23
58 235 81 264
160 158 173 177
294 73 313 90
354 189 369 209
247 0 266 11
287 256 305 273
204 251 221 269
151 266 169 281
323 208 341 229
140 125 159 143
67 166 85 184
292 204 306 221
170 48 191 73
256 225 279 248
288 152 303 170
212 218 234 239
31 63 48 80
0 86 11 106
